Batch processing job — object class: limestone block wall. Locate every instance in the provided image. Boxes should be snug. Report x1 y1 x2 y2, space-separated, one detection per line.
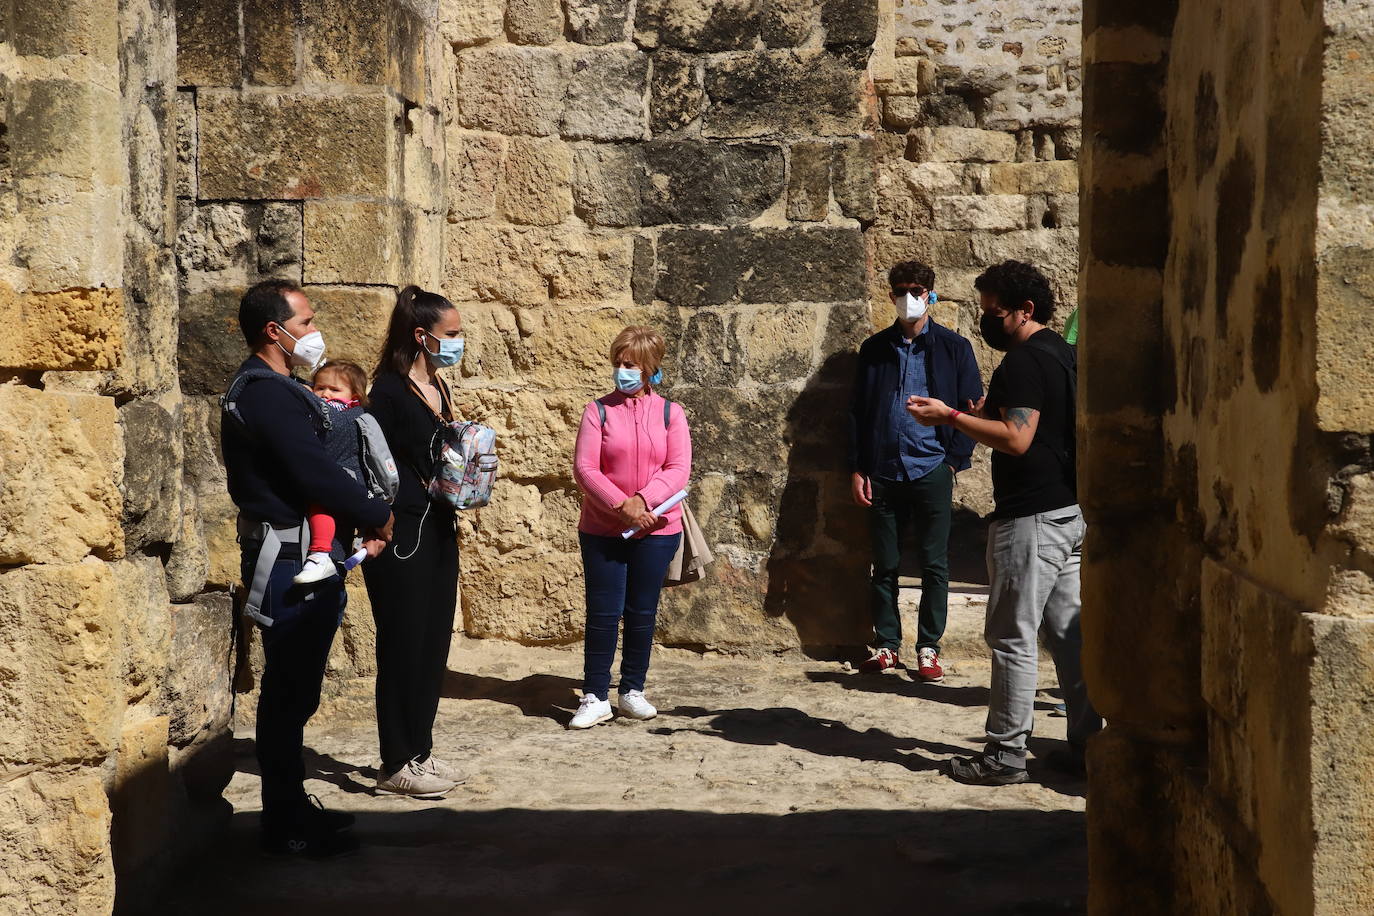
1 0 233 911
442 0 885 651
173 0 449 689
1081 0 1374 912
870 0 1082 579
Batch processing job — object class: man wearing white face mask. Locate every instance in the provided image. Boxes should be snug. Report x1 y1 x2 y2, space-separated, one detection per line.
221 279 395 857
847 261 982 681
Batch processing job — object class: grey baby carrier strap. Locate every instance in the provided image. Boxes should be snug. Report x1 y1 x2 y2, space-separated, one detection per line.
222 367 326 628
237 516 312 628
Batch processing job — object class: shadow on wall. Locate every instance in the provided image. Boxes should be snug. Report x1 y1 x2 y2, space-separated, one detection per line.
763 349 873 652
158 805 1087 915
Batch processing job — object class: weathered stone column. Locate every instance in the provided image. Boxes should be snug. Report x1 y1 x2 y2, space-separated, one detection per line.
1081 0 1374 912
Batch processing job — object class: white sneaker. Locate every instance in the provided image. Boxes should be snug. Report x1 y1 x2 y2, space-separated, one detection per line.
374 758 457 798
617 690 657 720
567 693 612 729
293 552 338 584
422 754 466 785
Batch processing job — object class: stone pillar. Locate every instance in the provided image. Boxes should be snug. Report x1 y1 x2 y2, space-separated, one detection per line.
1082 0 1374 913
441 0 883 652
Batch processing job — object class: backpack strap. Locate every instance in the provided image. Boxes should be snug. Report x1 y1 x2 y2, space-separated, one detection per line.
221 367 331 437
595 397 672 431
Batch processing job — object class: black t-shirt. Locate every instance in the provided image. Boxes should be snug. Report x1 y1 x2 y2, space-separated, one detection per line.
983 329 1077 520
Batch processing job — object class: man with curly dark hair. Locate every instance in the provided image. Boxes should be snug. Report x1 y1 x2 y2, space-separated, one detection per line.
907 259 1101 786
847 260 982 682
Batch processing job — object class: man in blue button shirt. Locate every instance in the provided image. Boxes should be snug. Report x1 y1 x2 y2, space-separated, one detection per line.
847 261 983 681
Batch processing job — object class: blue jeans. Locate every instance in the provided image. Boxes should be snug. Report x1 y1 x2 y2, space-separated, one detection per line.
241 545 346 829
579 531 681 700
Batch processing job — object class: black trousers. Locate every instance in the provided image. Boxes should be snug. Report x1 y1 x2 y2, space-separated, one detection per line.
242 545 345 831
362 504 459 773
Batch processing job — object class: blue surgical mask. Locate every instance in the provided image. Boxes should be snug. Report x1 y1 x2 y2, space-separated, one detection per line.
614 367 643 394
424 332 464 368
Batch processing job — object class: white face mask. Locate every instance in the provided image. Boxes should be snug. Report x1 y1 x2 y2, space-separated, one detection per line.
895 291 931 323
278 327 326 372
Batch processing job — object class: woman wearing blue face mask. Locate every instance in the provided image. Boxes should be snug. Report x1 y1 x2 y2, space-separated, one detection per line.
569 326 692 728
361 285 467 798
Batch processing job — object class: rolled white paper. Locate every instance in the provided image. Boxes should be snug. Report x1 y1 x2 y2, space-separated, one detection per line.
621 488 689 539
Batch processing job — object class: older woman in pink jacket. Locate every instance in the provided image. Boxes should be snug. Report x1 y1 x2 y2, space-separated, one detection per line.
568 325 692 729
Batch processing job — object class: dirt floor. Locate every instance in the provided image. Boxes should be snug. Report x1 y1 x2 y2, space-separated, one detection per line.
161 622 1087 916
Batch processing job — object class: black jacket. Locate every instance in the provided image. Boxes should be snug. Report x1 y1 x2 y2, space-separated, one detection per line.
847 320 983 476
222 356 391 530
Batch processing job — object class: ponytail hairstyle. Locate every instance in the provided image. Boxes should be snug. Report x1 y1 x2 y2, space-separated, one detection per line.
375 284 457 379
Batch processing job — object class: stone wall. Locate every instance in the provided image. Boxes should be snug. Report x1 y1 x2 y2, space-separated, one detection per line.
1081 0 1374 913
870 0 1082 580
0 0 232 911
441 0 885 652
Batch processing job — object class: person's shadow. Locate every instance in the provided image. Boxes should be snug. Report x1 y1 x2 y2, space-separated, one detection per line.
761 348 875 654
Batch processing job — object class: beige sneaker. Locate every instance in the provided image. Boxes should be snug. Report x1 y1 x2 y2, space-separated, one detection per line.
374 758 456 799
422 754 466 785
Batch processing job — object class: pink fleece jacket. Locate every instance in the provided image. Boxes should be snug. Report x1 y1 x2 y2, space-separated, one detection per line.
573 390 692 538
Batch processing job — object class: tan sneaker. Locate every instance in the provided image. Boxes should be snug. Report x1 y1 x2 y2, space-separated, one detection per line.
374 758 456 799
422 754 466 785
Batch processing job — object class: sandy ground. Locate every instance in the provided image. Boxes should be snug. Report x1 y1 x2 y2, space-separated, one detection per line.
161 615 1087 916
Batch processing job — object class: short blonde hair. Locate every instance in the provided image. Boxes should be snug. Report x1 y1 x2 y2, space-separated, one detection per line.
610 325 666 379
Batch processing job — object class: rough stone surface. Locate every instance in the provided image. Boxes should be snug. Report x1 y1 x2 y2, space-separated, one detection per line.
571 144 644 228
0 561 121 766
567 0 631 44
456 47 568 137
703 50 865 138
649 50 704 135
563 49 650 141
446 132 507 222
197 91 392 199
505 0 564 45
0 385 122 566
304 201 398 285
498 137 574 227
641 142 785 225
0 772 114 914
120 400 183 552
0 287 125 372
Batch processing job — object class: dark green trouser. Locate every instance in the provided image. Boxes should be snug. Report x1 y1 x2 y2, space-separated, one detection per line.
868 464 954 652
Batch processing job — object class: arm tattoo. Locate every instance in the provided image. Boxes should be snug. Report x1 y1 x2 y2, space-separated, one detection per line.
1006 407 1037 431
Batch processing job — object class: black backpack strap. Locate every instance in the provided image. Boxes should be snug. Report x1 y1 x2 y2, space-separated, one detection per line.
596 399 607 428
222 368 331 437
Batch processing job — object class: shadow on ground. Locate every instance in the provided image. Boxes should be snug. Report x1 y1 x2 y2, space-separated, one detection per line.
159 805 1086 916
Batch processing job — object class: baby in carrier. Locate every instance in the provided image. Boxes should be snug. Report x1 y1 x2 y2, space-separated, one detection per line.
294 360 391 584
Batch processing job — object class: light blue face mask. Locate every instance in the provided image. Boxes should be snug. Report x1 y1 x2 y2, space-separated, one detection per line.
425 332 464 368
614 367 643 394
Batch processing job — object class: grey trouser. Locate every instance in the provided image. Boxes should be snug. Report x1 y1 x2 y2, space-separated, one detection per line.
983 504 1102 768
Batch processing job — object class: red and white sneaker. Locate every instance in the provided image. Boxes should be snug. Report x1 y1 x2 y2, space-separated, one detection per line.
916 647 944 682
859 647 899 673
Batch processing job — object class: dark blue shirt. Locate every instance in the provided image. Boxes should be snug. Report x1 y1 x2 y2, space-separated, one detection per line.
874 322 946 482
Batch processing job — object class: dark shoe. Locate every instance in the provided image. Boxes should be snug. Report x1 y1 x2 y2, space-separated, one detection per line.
303 794 355 832
1041 747 1087 779
859 648 899 673
948 754 1029 786
261 822 361 858
915 647 944 682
